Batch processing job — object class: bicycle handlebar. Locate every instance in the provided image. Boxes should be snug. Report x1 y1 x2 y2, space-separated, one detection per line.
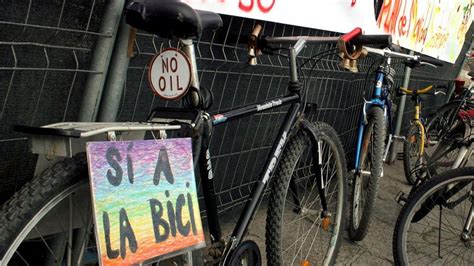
247 24 391 70
363 46 444 68
420 56 444 67
400 85 434 95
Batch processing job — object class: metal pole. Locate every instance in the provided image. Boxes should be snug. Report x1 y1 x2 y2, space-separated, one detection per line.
388 50 414 164
78 0 125 122
97 17 132 122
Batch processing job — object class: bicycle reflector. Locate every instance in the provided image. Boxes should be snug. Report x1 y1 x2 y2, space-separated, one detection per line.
300 260 311 266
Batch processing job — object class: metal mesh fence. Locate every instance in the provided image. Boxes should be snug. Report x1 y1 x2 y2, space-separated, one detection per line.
0 0 107 202
115 15 455 213
0 2 470 213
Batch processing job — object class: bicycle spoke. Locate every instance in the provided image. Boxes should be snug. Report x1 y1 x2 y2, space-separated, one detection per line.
14 250 30 266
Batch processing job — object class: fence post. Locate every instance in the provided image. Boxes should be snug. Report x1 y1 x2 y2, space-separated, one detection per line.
97 17 133 122
78 1 125 122
388 50 414 164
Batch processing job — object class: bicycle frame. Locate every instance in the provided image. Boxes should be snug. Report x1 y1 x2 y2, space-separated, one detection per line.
178 37 332 262
199 95 301 254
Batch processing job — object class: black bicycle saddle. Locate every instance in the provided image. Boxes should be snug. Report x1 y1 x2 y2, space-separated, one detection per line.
125 0 223 39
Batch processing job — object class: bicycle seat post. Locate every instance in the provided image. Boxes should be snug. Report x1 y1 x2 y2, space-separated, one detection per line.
181 38 201 107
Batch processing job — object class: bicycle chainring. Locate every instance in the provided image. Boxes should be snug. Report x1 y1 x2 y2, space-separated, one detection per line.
227 240 262 266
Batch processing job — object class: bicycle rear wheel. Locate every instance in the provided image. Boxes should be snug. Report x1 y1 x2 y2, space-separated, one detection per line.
0 154 95 265
425 122 466 176
266 122 347 265
403 122 425 185
425 100 462 144
349 106 385 241
393 167 474 265
0 153 204 265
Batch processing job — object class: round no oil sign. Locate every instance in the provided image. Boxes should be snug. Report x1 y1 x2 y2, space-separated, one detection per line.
148 48 192 100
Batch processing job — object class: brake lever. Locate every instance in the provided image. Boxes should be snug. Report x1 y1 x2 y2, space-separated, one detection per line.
419 62 437 68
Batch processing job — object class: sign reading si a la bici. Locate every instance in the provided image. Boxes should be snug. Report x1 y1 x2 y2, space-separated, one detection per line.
86 138 205 265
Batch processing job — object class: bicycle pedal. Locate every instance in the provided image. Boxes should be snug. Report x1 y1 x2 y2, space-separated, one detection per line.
397 152 404 160
395 191 408 206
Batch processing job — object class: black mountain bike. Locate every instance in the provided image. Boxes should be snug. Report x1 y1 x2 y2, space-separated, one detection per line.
0 1 390 265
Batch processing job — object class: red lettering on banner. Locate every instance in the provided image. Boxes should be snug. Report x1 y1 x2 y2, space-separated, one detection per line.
376 0 428 42
377 0 392 31
239 0 253 12
398 15 407 35
257 0 275 13
239 0 275 13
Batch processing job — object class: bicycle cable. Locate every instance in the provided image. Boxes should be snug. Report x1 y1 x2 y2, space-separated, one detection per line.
296 48 339 117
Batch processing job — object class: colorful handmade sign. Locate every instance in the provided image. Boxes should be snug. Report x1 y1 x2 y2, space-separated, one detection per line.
86 138 205 265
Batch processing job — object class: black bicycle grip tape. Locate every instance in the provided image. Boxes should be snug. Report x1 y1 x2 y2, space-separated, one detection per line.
421 56 444 67
350 35 392 46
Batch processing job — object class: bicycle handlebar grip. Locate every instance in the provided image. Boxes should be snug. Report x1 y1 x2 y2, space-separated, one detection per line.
340 27 362 42
351 34 392 46
422 56 444 67
251 24 263 38
417 85 434 94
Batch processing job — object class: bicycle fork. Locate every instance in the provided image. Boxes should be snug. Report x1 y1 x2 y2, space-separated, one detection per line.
290 122 331 223
461 193 474 243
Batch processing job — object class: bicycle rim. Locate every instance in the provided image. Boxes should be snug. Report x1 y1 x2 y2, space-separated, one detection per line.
398 173 474 264
3 180 95 265
404 123 424 184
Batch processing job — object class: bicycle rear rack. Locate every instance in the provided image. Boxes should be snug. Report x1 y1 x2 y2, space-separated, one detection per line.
15 107 200 158
15 122 192 157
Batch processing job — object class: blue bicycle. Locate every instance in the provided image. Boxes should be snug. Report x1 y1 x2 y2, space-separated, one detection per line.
348 47 443 241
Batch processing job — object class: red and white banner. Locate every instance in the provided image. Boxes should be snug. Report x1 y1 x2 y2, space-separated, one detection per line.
377 0 473 63
186 0 473 63
186 0 381 34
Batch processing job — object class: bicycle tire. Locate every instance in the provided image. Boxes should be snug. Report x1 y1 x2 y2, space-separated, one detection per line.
0 153 205 265
403 122 424 185
425 122 466 176
393 167 474 265
0 153 90 264
425 100 462 143
266 122 347 265
348 106 385 241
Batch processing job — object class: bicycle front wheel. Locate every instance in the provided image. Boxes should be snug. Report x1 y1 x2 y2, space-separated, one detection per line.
393 167 474 265
349 106 385 241
266 122 347 265
403 122 425 185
